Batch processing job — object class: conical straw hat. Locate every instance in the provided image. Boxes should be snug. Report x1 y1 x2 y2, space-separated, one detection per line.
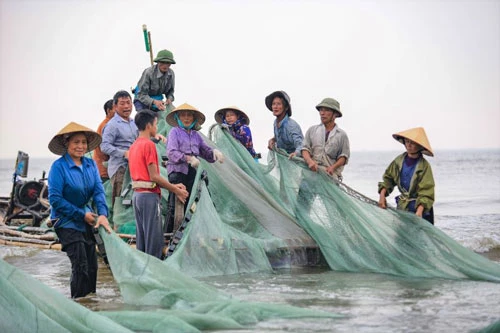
392 127 434 157
166 103 206 127
214 106 250 125
48 122 102 156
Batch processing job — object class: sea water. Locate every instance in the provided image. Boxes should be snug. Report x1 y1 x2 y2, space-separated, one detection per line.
1 149 499 332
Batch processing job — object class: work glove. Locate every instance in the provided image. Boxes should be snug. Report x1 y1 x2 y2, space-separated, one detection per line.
213 149 225 163
188 156 200 169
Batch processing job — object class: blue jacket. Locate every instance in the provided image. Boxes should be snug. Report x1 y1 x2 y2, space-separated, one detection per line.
273 115 304 155
48 153 108 232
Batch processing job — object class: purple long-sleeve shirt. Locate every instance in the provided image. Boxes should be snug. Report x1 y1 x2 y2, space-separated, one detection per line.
167 127 215 175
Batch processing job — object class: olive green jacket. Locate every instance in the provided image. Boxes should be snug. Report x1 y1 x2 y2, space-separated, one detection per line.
378 153 435 212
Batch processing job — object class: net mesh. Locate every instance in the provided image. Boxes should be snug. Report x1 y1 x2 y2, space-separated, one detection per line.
2 116 500 332
107 121 500 281
0 259 133 333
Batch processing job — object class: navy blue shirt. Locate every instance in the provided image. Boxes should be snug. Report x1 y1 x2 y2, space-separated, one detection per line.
400 155 419 212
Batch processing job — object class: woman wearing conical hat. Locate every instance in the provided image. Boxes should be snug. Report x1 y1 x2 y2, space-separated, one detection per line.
165 103 225 233
378 127 435 224
214 106 257 158
47 122 112 298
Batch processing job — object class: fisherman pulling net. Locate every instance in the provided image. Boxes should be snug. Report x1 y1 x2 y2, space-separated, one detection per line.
107 117 500 281
2 109 500 333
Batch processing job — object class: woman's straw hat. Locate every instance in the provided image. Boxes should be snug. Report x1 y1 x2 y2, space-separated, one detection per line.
393 127 434 156
166 103 206 127
48 122 102 155
214 106 250 125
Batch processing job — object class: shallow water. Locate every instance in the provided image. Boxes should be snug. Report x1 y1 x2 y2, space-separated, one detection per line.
2 246 500 332
1 150 500 332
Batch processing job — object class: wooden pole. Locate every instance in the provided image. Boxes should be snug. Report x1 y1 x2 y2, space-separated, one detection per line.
0 228 56 241
0 239 62 250
174 198 184 232
148 30 154 66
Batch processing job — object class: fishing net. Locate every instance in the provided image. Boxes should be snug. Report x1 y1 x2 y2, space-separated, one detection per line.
0 258 133 333
89 122 500 330
106 120 500 282
96 229 340 332
3 110 500 333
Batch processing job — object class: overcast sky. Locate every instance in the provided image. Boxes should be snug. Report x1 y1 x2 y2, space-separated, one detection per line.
1 0 499 159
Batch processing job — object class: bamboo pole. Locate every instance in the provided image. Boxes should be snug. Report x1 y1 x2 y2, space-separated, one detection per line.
148 30 154 66
0 228 56 241
2 225 51 233
0 239 61 250
0 234 54 245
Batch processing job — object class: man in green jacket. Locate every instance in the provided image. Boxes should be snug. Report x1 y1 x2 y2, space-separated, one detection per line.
378 127 435 224
133 49 176 112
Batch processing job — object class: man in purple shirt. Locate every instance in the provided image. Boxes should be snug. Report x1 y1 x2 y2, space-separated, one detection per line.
165 103 224 232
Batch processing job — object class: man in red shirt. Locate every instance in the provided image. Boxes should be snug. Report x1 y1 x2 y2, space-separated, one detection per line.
93 100 115 182
128 110 188 259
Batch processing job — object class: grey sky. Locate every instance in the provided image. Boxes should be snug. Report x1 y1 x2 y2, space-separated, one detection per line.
1 0 499 158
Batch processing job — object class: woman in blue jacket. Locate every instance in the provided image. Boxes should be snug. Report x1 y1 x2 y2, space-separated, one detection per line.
48 122 111 298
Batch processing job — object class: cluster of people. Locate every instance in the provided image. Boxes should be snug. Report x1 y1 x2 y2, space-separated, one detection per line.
46 48 435 299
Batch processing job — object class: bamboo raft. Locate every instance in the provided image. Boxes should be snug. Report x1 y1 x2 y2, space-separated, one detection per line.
0 220 174 251
0 224 61 250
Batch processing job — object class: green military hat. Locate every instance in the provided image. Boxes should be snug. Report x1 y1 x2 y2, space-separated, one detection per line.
316 97 342 117
154 49 176 64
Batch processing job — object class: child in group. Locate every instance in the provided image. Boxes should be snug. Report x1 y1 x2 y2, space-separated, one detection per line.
165 103 225 232
214 106 257 159
128 110 188 259
378 127 435 224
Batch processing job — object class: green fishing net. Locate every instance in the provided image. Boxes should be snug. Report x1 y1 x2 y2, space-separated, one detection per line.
2 110 500 333
0 258 133 333
208 126 500 281
106 118 500 281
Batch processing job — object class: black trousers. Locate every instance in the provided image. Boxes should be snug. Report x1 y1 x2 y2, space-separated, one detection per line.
166 167 196 233
55 225 97 299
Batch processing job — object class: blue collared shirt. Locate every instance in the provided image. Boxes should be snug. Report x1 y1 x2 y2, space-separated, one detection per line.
48 153 108 232
273 115 304 155
101 113 138 178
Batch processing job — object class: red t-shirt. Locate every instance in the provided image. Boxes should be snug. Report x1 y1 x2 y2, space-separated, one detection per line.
128 137 161 194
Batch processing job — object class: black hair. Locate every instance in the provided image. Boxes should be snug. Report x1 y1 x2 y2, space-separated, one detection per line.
113 90 132 105
103 99 113 115
134 110 158 131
